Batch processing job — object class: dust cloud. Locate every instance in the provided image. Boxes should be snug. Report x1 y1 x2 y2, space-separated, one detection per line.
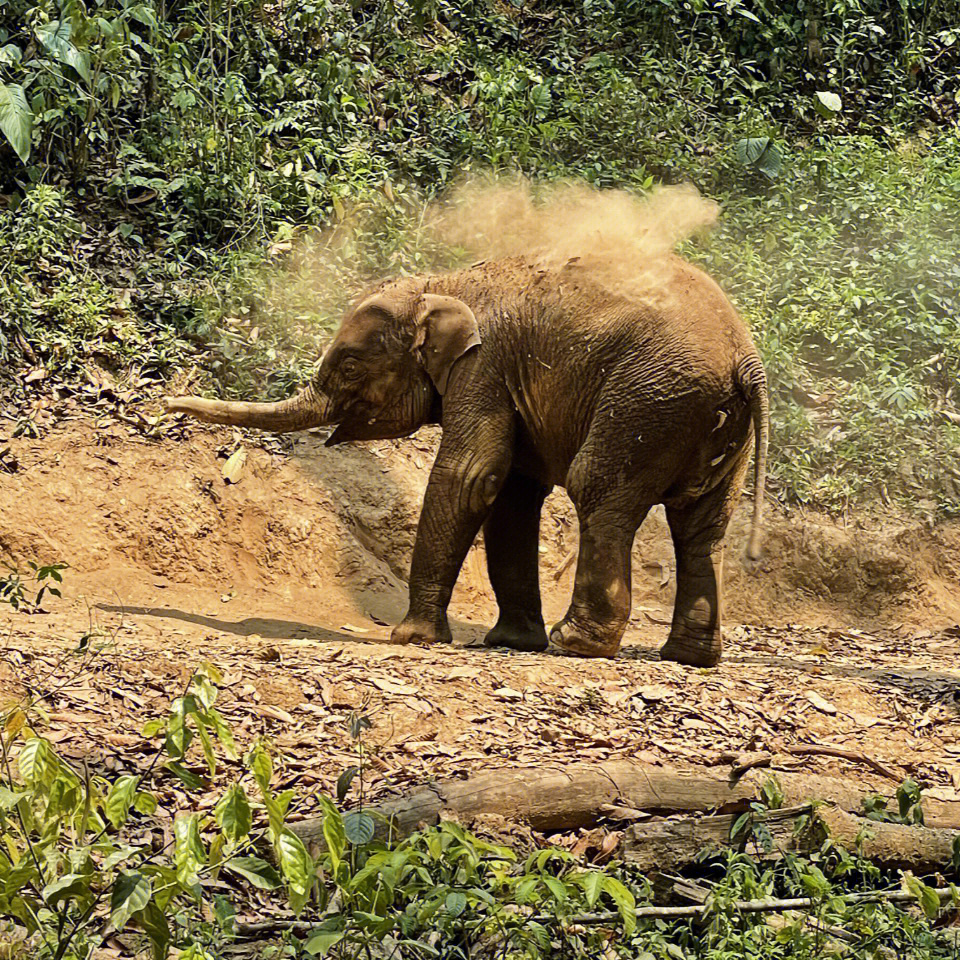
428 175 719 282
254 176 719 349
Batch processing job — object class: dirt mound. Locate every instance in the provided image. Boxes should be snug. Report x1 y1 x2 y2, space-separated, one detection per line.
1 418 958 639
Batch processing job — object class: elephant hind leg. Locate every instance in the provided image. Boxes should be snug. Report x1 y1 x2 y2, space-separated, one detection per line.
549 443 654 658
660 454 750 668
483 471 551 652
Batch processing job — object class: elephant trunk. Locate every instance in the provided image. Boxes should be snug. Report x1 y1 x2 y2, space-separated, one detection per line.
164 382 331 433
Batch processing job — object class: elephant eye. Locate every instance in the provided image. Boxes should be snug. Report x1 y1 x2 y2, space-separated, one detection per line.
340 357 362 378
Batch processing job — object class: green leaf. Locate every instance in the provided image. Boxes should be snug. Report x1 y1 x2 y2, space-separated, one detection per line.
134 901 170 960
127 5 159 29
920 884 941 919
735 136 770 166
602 875 636 935
800 865 831 897
36 20 91 83
208 709 238 760
516 875 539 903
444 891 467 917
197 661 224 685
165 697 194 760
336 766 358 803
215 785 252 843
0 787 28 811
730 811 751 840
904 874 940 918
277 829 313 890
17 738 47 783
756 142 782 179
110 871 152 932
224 856 282 890
164 761 205 791
0 44 21 66
343 811 375 846
321 806 346 871
173 814 206 887
190 673 218 710
580 871 603 908
105 775 140 829
814 91 842 116
734 137 781 179
304 930 345 956
247 742 272 794
100 844 140 871
195 721 216 776
43 873 90 907
142 718 165 738
213 894 237 933
542 874 568 904
134 792 158 816
897 779 923 824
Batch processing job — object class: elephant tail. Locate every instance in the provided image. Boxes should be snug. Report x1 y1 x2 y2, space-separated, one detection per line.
737 355 769 561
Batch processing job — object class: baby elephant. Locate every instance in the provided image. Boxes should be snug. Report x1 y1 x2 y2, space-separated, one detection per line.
167 253 768 667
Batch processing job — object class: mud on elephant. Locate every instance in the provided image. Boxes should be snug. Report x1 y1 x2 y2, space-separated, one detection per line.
166 253 768 667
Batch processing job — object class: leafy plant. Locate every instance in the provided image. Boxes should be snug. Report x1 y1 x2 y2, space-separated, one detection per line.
0 561 67 612
1 0 960 512
735 137 784 180
863 779 925 825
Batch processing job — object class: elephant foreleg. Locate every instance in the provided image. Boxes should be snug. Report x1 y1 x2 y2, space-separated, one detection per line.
391 413 514 646
483 471 551 652
660 454 749 668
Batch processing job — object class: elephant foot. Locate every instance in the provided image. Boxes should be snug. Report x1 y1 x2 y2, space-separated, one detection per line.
549 617 622 659
484 614 548 653
659 629 722 668
390 617 452 647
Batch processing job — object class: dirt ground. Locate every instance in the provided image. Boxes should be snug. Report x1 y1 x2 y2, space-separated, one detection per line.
3 411 960 822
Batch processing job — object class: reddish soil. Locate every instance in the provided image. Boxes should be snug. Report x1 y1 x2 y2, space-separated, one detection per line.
3 415 960 821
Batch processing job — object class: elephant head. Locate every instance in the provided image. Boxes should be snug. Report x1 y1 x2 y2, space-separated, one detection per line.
164 283 482 445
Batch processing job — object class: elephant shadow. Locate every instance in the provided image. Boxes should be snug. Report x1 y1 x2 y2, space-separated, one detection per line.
96 604 348 644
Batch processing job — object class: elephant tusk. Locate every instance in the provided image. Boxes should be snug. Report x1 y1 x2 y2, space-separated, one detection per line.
713 409 728 432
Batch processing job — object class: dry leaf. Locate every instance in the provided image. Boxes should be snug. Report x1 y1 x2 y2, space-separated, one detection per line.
806 691 837 714
636 685 672 702
260 704 294 724
221 446 246 484
446 666 481 680
370 676 419 695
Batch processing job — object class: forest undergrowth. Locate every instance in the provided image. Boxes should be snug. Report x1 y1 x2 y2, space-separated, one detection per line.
1 0 959 511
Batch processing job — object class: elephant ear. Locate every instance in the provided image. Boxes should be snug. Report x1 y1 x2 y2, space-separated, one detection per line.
412 294 481 394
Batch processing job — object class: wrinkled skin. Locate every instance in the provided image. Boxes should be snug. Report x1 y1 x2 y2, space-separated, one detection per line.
166 254 768 667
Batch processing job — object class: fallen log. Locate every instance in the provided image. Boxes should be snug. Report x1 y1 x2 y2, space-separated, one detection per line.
288 761 960 848
620 804 813 873
818 806 960 874
621 804 960 875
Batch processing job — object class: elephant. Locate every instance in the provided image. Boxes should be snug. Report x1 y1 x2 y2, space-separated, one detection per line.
166 253 768 667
